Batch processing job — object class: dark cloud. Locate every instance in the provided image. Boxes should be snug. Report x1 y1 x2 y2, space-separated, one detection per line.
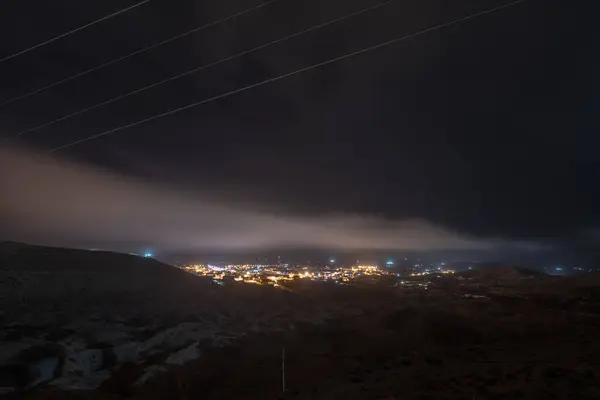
0 143 539 252
0 0 598 250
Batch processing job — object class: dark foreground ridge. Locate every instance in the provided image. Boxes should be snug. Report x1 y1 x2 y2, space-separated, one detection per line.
1 243 600 399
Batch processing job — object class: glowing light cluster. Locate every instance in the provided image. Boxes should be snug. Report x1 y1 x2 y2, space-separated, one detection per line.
409 269 455 277
181 262 392 288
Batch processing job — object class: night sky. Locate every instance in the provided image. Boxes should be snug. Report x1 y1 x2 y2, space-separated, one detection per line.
0 0 598 257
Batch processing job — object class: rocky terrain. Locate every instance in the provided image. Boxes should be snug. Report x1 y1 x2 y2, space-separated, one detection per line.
0 243 338 395
2 243 600 398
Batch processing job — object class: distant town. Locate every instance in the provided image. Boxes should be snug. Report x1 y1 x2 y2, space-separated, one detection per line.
176 257 599 288
178 260 456 288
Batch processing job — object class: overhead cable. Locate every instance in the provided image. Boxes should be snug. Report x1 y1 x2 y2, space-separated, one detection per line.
0 0 152 65
50 0 525 153
18 0 393 136
2 0 280 107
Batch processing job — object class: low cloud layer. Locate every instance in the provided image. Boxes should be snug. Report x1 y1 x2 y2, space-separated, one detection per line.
0 142 538 252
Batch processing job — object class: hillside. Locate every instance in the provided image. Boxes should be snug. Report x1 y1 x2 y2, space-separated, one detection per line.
2 244 600 398
0 242 214 325
0 243 333 394
456 265 544 281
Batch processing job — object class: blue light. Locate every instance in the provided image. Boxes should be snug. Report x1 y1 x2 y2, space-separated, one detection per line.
144 252 153 258
386 260 394 266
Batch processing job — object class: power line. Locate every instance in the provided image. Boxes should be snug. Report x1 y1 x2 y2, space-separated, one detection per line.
0 0 152 65
49 0 525 153
18 0 393 136
2 0 280 108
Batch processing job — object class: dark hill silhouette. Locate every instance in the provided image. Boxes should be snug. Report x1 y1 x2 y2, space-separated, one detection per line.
0 243 350 394
456 265 544 281
0 242 213 326
0 241 186 278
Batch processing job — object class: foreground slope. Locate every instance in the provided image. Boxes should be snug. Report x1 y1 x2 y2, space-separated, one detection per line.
2 244 600 399
0 242 214 325
0 243 331 394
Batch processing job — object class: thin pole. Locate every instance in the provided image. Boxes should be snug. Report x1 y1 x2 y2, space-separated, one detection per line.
282 346 286 393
